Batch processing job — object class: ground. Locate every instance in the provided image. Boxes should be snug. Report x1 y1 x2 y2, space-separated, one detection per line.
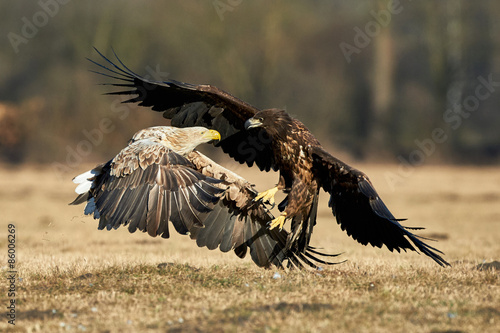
0 163 498 333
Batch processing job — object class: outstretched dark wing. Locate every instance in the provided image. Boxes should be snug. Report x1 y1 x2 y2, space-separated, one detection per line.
89 48 276 171
310 146 450 267
186 151 340 269
71 139 225 237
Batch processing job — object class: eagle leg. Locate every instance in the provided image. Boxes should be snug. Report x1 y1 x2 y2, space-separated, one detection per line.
268 212 287 231
254 186 279 208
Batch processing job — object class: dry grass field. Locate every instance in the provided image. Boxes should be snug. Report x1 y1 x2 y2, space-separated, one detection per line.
0 163 499 333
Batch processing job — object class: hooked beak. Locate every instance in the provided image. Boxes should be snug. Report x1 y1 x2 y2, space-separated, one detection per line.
204 129 221 142
245 117 263 130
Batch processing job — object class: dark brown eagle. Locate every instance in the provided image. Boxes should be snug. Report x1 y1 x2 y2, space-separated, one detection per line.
89 49 450 267
71 126 334 269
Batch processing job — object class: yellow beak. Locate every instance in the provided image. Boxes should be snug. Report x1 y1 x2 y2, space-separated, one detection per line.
204 129 221 141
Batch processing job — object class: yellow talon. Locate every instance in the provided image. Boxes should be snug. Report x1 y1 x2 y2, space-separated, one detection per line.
254 187 279 206
269 213 287 230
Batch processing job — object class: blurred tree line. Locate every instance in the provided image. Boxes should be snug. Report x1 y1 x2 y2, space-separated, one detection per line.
0 0 499 170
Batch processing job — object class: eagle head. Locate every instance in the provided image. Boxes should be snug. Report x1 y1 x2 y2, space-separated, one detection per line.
244 109 291 136
133 126 221 156
175 127 221 154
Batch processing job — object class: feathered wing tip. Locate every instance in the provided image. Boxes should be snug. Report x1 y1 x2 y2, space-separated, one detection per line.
400 232 451 267
311 146 450 267
285 247 346 270
87 47 138 84
88 47 187 94
69 193 88 206
359 179 451 267
362 182 450 267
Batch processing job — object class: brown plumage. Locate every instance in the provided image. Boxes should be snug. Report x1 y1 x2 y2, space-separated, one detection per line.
88 49 451 267
71 126 334 269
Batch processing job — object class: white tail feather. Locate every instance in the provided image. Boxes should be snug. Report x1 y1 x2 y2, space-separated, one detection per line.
73 169 100 194
73 170 95 184
75 181 92 194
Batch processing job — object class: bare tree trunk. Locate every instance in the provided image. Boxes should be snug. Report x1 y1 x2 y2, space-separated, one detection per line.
425 0 464 159
369 0 395 157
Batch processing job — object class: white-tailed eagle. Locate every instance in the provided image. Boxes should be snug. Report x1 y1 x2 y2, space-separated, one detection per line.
71 126 334 268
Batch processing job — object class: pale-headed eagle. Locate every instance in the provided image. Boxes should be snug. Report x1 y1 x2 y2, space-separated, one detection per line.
87 49 450 267
71 126 334 268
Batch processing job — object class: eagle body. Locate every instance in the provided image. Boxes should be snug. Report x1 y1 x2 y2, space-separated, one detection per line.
87 49 451 267
263 111 320 229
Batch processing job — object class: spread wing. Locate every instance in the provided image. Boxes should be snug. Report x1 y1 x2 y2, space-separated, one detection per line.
71 139 225 237
89 48 275 171
184 151 339 269
310 146 450 267
71 139 337 269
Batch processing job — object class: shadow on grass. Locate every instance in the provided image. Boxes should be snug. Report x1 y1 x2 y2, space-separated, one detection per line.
18 309 61 321
165 302 335 333
476 260 500 271
250 302 334 313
